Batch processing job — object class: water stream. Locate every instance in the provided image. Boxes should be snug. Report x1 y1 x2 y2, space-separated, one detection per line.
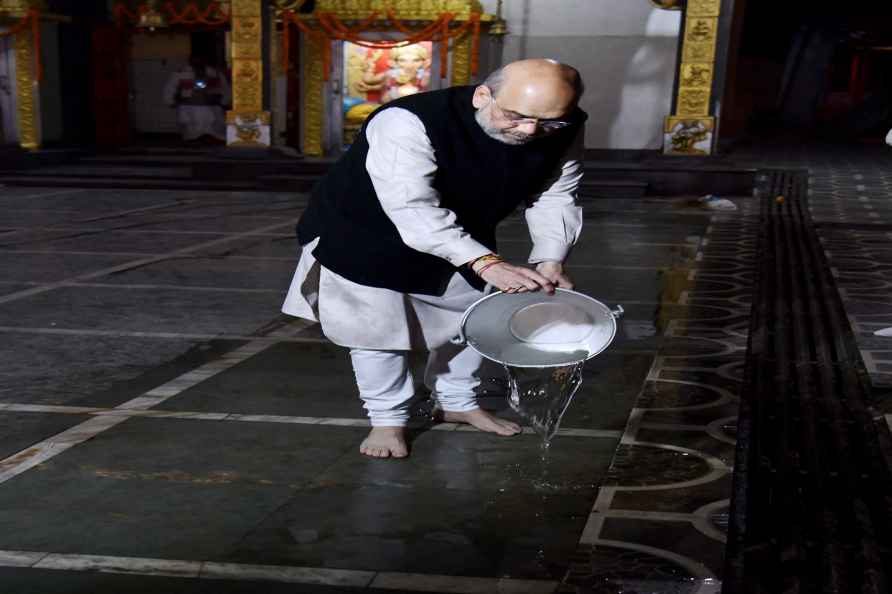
504 361 585 446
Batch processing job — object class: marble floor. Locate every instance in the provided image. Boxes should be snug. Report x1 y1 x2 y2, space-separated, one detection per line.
0 183 756 593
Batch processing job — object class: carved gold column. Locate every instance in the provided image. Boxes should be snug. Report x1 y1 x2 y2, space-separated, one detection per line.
2 0 41 149
227 0 270 146
663 0 721 156
451 33 471 86
13 25 39 149
302 33 324 156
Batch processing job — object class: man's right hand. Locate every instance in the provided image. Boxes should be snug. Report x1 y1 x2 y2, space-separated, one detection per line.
476 261 556 294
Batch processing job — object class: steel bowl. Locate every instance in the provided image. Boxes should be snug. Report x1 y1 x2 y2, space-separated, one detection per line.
455 288 623 368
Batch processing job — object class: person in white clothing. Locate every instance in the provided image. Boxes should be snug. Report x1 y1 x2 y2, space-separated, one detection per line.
162 55 230 144
283 59 586 458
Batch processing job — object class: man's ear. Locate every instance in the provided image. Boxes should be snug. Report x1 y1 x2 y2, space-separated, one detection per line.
472 85 490 109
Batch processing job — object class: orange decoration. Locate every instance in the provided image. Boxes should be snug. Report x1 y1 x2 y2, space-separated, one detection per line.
0 9 43 81
281 9 482 82
113 2 229 27
385 8 447 37
163 1 228 26
112 2 149 25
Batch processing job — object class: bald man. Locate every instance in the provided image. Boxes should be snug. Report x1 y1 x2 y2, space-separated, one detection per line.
283 59 587 458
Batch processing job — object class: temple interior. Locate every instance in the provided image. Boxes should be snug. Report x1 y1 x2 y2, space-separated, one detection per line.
0 1 890 593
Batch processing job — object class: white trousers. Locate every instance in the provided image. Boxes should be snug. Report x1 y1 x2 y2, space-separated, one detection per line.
177 105 226 141
350 340 484 427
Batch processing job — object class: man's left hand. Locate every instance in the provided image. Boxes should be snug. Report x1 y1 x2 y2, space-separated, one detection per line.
535 261 574 290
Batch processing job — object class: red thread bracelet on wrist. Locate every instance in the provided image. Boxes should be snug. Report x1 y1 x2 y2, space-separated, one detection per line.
475 260 503 276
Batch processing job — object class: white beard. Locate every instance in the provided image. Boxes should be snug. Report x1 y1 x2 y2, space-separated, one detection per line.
475 108 533 145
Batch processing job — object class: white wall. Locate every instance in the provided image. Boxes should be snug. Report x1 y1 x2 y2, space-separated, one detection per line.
478 1 682 150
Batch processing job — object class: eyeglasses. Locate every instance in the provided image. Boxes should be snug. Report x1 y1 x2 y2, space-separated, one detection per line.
490 96 571 131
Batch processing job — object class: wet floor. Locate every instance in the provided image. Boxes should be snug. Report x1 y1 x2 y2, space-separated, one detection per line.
0 186 747 593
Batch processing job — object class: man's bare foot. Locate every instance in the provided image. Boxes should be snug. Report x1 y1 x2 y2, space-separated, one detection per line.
360 427 409 458
441 408 522 436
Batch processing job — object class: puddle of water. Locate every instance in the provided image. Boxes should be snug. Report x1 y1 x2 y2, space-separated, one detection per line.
504 362 585 446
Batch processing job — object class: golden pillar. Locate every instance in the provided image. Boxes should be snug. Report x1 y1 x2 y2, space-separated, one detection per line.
13 25 38 149
227 0 271 146
302 33 324 157
451 33 472 86
663 0 722 156
2 0 41 149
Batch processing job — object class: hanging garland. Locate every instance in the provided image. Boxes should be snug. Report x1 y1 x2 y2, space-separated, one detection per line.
0 8 42 81
163 1 228 25
113 2 230 28
281 8 481 82
112 2 149 25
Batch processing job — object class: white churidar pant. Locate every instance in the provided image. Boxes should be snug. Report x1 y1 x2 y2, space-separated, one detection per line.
350 341 482 427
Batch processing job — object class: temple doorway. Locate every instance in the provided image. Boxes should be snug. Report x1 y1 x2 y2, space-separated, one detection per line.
0 36 15 146
128 29 230 146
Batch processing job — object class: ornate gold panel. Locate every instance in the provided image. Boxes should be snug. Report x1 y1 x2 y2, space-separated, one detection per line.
14 28 38 149
685 18 715 44
664 116 714 155
308 0 480 21
0 0 37 15
227 0 269 146
665 0 723 155
231 16 262 59
226 111 271 124
677 88 710 116
686 0 722 17
451 33 471 85
232 59 262 111
682 40 717 63
302 34 325 156
230 0 259 16
680 63 713 88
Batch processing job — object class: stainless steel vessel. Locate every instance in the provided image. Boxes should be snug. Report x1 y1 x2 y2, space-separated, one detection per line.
455 288 624 368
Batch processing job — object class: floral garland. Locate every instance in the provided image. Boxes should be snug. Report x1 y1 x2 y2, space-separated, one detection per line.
0 8 42 81
282 9 481 82
113 2 229 27
163 1 228 25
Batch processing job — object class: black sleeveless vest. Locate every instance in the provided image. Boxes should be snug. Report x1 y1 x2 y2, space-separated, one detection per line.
297 86 586 296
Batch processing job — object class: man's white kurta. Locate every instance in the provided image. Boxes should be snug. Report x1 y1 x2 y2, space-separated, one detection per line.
282 107 585 350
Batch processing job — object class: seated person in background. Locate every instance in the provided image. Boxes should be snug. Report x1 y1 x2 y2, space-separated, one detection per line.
163 54 231 144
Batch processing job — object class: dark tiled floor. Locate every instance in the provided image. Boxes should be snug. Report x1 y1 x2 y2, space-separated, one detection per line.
0 253 137 282
0 412 93 460
0 334 232 406
0 568 444 594
0 185 739 593
0 286 285 334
